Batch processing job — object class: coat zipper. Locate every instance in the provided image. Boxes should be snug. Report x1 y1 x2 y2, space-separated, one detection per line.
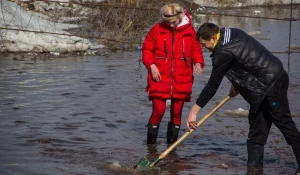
164 39 168 62
171 31 175 96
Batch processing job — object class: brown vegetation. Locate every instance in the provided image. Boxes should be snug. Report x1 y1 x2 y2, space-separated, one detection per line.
10 0 200 51
84 0 200 50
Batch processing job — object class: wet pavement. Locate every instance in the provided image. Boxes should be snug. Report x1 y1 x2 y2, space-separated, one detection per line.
1 6 300 175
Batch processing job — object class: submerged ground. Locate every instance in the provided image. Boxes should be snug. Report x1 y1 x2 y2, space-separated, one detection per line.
0 5 300 175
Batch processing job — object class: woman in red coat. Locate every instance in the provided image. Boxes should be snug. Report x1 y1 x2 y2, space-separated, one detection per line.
142 3 204 144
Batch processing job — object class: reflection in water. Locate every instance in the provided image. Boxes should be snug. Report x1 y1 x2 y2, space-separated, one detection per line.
0 6 300 175
247 166 264 175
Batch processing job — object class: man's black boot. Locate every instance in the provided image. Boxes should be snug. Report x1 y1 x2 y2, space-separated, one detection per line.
147 124 159 144
167 122 180 144
247 140 264 175
292 144 300 175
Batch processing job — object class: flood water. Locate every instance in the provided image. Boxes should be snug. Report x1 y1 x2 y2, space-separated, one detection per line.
1 6 300 175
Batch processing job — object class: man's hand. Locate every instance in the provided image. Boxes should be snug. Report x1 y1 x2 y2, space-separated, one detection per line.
150 64 161 82
194 63 203 75
229 84 239 97
186 104 202 131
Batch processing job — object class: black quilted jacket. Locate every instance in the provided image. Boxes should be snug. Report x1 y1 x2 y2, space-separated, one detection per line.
196 28 283 110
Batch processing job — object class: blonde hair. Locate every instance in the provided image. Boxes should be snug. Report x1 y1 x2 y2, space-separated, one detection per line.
160 3 184 22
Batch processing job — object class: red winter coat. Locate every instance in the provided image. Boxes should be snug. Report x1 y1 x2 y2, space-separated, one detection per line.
142 12 204 101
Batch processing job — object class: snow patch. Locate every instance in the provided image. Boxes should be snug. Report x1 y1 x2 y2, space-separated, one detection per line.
0 0 97 52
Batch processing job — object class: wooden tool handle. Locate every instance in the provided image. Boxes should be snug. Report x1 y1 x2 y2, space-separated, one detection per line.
159 96 231 160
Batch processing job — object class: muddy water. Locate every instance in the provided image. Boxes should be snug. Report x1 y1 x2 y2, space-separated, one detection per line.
1 6 300 175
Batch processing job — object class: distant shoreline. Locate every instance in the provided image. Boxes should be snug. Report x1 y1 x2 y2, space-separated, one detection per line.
192 0 300 8
203 4 300 9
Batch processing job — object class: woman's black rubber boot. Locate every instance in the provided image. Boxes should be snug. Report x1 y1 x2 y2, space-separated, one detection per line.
167 122 180 144
147 124 159 144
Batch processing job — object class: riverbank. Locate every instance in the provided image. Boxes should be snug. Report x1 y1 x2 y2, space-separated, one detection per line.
194 0 299 8
0 0 299 53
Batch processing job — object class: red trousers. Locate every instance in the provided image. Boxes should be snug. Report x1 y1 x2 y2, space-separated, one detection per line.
149 97 184 125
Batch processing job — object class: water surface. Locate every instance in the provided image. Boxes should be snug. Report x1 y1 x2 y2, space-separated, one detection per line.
1 6 300 175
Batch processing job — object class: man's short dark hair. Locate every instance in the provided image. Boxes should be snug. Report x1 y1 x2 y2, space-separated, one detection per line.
196 22 219 41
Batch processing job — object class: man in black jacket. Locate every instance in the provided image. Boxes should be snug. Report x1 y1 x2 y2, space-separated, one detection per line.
186 22 300 174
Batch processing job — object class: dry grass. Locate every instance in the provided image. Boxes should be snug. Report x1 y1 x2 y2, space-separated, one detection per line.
85 0 200 50
14 0 200 51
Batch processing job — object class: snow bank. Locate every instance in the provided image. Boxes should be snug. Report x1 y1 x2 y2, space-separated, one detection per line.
0 30 90 52
0 0 95 52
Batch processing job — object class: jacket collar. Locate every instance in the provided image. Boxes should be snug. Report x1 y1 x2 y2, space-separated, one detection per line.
213 30 221 49
211 28 231 56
